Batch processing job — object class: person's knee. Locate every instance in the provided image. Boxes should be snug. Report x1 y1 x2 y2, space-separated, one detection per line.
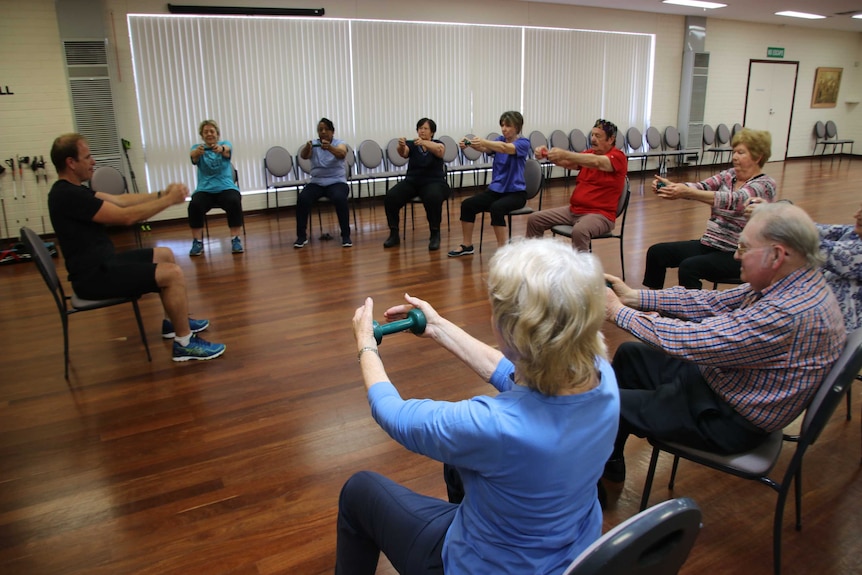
156 262 186 288
153 246 176 264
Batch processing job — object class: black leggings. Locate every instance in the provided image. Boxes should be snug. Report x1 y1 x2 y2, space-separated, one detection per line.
188 189 244 229
459 189 527 227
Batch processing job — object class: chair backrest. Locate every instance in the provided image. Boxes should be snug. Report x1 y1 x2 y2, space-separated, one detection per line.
715 123 731 145
90 166 126 195
616 177 631 220
702 124 715 147
20 226 66 315
357 139 384 172
461 134 484 162
529 130 548 158
800 328 862 446
524 158 544 201
550 129 570 150
232 163 239 187
664 126 682 150
615 130 626 151
295 145 312 179
344 144 356 172
825 120 839 139
814 121 826 139
264 146 293 179
486 132 501 142
731 123 743 139
570 129 589 152
385 138 409 169
563 497 702 575
645 127 662 152
438 135 460 165
625 127 644 153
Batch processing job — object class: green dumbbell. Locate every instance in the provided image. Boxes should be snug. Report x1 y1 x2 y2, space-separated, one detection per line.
372 308 427 345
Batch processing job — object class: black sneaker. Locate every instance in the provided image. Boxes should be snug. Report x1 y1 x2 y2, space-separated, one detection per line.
428 230 441 251
383 230 401 248
447 244 474 257
603 457 626 483
342 237 353 248
294 237 308 249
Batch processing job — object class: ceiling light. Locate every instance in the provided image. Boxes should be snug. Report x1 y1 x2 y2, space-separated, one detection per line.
775 11 827 20
663 0 727 8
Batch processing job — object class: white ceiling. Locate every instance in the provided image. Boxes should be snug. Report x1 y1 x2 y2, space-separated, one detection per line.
524 0 862 32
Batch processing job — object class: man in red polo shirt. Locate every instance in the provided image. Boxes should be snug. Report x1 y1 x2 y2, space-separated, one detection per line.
526 119 627 251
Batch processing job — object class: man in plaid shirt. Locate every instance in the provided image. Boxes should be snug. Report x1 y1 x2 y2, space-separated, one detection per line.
602 202 846 483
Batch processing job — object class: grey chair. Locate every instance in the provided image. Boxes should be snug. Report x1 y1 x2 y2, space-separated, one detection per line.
355 139 401 199
478 158 544 253
396 138 452 238
529 130 553 180
201 164 245 240
264 145 298 221
643 126 669 174
438 135 461 190
663 126 699 169
563 497 702 575
458 133 492 188
639 327 862 575
825 120 854 155
551 177 631 280
548 128 571 185
624 127 649 173
20 226 151 380
90 165 143 247
699 124 715 165
706 123 733 165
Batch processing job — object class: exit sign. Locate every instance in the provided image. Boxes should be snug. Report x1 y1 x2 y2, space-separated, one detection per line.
767 47 785 58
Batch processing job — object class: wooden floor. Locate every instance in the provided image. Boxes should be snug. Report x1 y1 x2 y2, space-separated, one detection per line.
1 156 861 575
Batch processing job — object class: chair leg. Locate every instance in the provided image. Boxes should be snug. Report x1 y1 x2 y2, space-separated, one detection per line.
479 212 485 254
62 313 70 380
668 455 680 489
618 240 626 281
131 299 152 362
640 446 661 511
773 487 789 575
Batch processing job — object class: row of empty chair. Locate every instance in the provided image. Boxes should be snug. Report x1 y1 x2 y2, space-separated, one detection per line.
814 120 854 155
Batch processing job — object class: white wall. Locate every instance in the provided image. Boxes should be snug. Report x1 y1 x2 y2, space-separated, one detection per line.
1 0 859 233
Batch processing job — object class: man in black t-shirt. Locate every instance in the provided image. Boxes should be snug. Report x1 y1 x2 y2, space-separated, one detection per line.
47 133 225 362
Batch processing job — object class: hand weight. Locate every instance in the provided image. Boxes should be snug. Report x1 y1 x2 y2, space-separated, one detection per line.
372 308 427 345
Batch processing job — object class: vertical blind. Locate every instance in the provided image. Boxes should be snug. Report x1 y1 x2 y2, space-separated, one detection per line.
129 15 653 194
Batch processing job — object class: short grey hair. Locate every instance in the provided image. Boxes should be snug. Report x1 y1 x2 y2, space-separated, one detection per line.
749 202 824 268
488 239 607 396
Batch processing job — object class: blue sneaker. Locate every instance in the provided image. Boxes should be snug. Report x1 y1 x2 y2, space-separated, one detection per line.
231 236 244 253
189 239 203 256
172 335 226 362
162 317 210 339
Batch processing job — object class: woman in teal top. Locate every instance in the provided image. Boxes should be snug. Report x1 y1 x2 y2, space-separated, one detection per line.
188 119 244 256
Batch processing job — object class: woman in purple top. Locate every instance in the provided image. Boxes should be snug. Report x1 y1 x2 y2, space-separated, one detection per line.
447 111 530 257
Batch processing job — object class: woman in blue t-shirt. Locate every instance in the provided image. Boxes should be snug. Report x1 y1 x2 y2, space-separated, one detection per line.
448 110 530 257
338 238 620 575
294 117 352 248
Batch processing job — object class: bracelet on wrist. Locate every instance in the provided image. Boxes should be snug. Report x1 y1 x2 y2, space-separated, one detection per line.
357 346 379 362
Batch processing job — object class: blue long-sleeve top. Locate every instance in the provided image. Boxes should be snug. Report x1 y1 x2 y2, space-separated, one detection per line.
367 356 620 574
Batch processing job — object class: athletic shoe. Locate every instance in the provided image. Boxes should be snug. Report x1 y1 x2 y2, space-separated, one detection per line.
447 244 474 257
342 237 353 248
162 317 210 339
172 335 226 362
603 457 626 483
294 237 309 249
428 230 441 251
383 230 400 248
231 236 244 253
189 238 203 256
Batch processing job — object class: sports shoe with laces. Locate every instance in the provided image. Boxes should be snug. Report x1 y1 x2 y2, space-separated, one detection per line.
342 236 353 248
294 237 308 249
172 335 226 362
189 238 203 256
231 236 244 253
447 244 474 257
162 317 210 339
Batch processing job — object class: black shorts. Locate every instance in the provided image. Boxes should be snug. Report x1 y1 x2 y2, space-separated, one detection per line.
72 249 159 300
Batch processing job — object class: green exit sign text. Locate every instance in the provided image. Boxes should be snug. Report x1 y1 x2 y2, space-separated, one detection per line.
767 47 785 58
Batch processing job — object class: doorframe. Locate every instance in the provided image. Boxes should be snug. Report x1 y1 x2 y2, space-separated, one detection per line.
743 59 799 161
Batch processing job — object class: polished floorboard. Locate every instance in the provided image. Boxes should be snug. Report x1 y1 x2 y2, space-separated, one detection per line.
1 156 861 575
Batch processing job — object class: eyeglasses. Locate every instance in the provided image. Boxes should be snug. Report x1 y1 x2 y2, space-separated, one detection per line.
594 119 618 138
736 243 770 256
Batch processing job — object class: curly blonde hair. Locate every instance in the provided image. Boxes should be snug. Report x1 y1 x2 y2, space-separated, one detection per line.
488 239 607 395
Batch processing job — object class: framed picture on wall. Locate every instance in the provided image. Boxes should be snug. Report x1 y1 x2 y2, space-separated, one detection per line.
811 67 842 108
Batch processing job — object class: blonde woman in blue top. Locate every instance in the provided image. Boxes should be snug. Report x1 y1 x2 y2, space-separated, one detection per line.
337 239 620 575
294 117 352 248
188 120 244 256
448 111 531 257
